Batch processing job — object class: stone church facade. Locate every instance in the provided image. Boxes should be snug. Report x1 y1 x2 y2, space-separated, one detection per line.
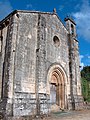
0 10 83 118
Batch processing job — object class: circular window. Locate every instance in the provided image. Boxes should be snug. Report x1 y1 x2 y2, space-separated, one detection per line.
53 36 60 47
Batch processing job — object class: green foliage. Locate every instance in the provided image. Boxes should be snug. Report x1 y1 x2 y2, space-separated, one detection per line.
81 66 90 81
81 66 90 102
81 77 88 101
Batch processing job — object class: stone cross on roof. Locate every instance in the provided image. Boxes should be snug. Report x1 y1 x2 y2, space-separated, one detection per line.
53 8 56 14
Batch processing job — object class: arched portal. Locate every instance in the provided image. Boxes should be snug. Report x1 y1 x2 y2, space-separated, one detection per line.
47 64 67 110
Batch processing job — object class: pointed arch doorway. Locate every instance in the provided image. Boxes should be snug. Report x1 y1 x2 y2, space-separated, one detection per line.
47 64 67 111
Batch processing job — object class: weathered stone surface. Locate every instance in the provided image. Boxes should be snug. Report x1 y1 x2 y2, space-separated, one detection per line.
0 10 83 119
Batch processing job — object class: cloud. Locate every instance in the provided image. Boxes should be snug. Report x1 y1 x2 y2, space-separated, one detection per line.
26 4 33 9
80 55 84 70
0 0 13 21
79 54 90 68
80 55 84 60
86 55 90 65
59 5 64 11
88 56 90 59
72 0 90 42
26 3 35 11
80 62 84 70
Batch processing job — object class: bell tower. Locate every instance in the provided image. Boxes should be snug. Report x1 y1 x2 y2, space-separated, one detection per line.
65 17 83 110
65 16 77 37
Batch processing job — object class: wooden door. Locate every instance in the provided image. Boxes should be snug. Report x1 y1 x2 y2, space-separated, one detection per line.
50 84 56 104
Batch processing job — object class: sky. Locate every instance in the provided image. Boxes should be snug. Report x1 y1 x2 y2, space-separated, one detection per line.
0 0 90 68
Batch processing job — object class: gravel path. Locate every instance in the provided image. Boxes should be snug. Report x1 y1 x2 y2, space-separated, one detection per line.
34 110 90 120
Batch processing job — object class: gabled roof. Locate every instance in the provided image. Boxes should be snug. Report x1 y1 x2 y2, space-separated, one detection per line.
64 16 76 25
0 10 67 31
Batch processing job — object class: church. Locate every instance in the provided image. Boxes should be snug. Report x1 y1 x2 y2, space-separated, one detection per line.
0 10 83 118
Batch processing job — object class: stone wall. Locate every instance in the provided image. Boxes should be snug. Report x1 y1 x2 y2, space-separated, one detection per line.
12 11 70 116
12 12 38 116
0 10 83 119
65 17 83 110
0 25 8 99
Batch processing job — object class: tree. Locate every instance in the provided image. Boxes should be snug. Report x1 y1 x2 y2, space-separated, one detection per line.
81 66 90 102
81 66 90 81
